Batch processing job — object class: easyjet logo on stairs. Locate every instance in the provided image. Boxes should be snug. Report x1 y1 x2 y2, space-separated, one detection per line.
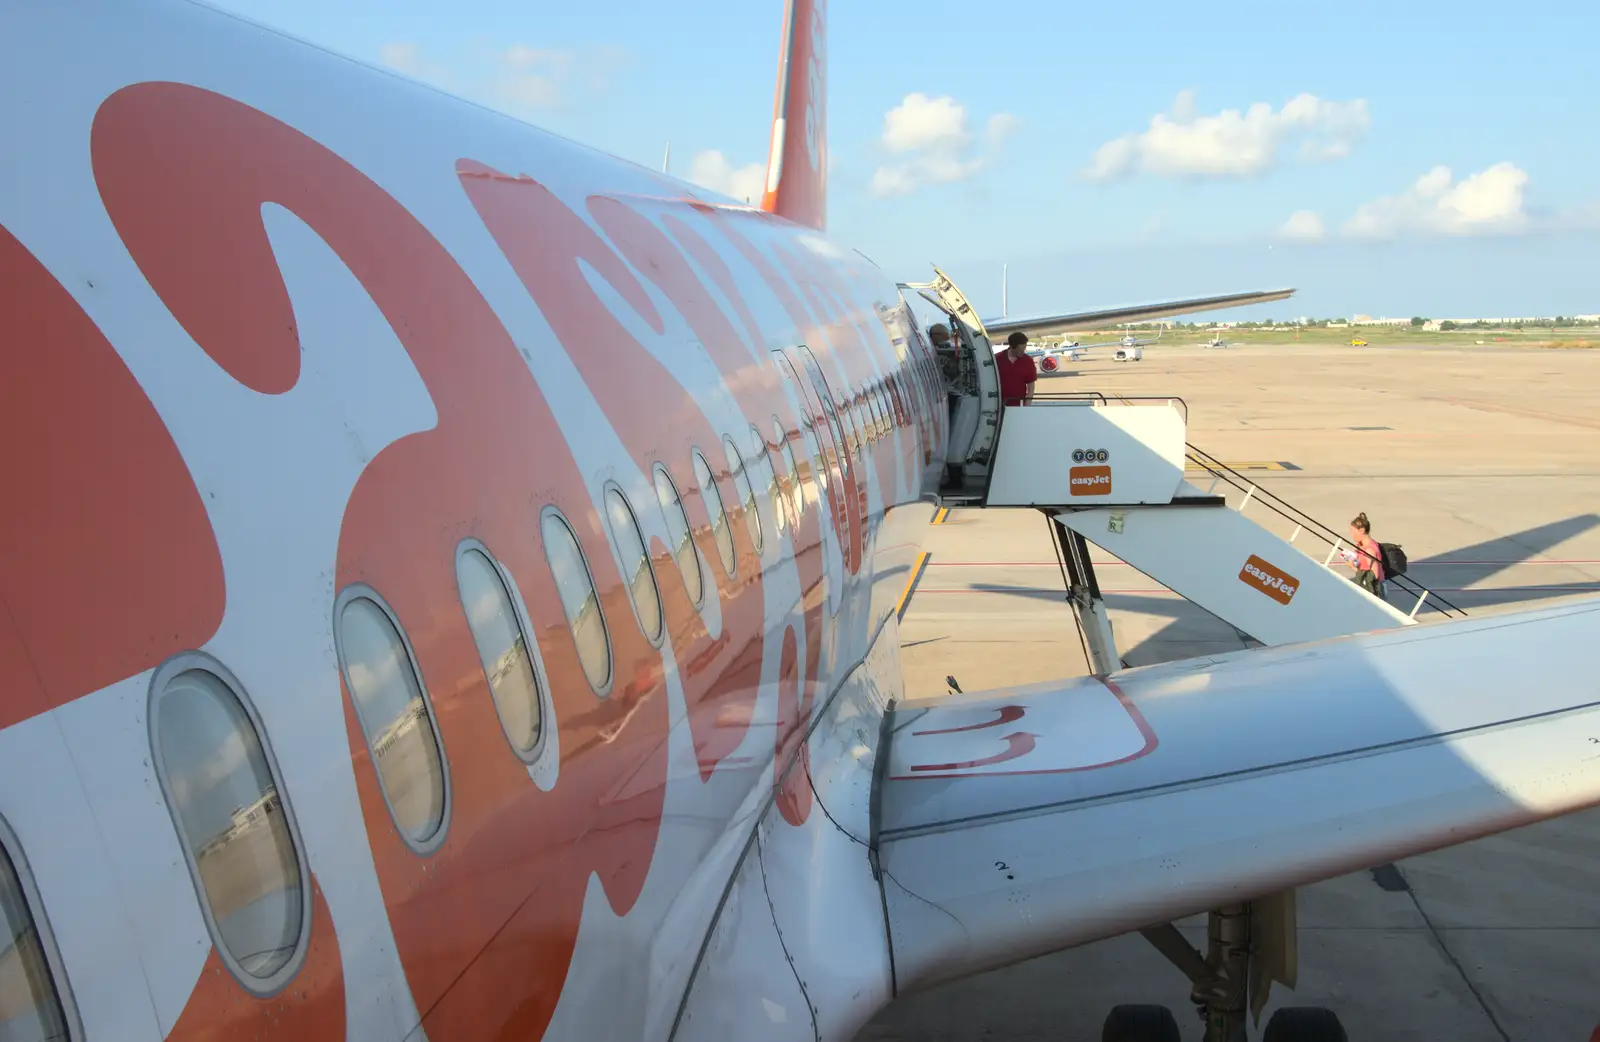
1240 555 1299 604
1069 465 1112 497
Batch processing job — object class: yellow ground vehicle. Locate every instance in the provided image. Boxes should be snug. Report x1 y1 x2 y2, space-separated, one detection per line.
1350 337 1368 346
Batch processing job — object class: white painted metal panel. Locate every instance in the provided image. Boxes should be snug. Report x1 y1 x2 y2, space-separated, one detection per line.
985 403 1186 507
878 598 1600 994
1057 502 1412 645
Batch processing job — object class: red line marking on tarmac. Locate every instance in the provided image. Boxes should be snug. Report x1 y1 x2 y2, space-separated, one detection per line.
915 586 1600 595
925 559 1600 567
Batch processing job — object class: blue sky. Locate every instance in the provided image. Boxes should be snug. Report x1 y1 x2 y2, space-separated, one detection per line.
207 0 1599 321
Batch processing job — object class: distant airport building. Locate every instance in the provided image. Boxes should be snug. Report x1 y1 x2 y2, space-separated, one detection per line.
1350 316 1410 327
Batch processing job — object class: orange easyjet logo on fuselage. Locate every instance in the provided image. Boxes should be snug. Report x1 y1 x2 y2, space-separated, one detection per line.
1069 465 1112 497
1240 555 1299 604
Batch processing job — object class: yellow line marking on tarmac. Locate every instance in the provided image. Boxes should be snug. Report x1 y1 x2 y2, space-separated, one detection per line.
897 552 932 621
931 506 950 524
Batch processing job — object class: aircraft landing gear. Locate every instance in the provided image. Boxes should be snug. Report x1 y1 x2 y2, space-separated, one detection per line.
1113 898 1349 1041
1101 1003 1182 1042
1262 1007 1349 1042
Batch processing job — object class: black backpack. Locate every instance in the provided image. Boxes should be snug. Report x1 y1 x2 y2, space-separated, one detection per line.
1379 542 1407 577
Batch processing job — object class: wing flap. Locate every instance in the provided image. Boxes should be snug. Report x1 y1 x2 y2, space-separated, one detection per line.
877 599 1600 993
984 288 1296 341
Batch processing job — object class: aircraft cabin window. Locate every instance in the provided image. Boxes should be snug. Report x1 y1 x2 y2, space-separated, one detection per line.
803 420 829 510
693 450 737 579
150 659 309 989
604 488 664 644
456 546 545 757
654 465 704 609
841 399 861 457
0 823 75 1042
724 436 763 553
542 511 613 693
809 379 850 477
890 377 910 426
335 595 450 850
773 418 803 521
751 426 784 533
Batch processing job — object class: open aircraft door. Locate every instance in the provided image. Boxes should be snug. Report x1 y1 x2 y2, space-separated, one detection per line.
902 266 1002 500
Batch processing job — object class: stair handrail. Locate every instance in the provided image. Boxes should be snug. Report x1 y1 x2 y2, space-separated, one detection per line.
1032 392 1189 425
1185 444 1468 619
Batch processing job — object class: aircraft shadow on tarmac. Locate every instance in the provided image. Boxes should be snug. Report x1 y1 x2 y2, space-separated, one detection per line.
1404 512 1600 612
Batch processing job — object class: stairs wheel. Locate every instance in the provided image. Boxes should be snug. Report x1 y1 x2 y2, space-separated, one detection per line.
1100 1003 1182 1042
1263 1006 1349 1042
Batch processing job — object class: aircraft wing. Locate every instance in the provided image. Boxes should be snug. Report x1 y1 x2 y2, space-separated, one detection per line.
875 598 1600 995
982 288 1295 341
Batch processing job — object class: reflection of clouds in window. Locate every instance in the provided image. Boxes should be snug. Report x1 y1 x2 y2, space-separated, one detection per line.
724 436 762 553
605 489 663 642
804 423 827 510
750 426 783 533
542 513 612 692
156 670 303 981
694 451 736 578
0 840 69 1041
338 600 447 845
774 418 803 523
654 467 703 608
456 549 543 754
810 374 849 469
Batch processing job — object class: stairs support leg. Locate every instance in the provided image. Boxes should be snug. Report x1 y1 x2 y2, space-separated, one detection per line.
1051 517 1121 675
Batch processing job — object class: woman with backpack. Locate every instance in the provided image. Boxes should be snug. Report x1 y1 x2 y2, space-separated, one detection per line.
1348 512 1386 596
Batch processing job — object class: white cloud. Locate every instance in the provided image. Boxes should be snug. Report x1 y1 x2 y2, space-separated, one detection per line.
1085 90 1370 180
380 42 422 75
882 93 970 153
1280 210 1327 241
491 45 575 109
688 150 766 204
378 41 626 114
871 93 1018 198
379 41 454 86
1344 162 1529 238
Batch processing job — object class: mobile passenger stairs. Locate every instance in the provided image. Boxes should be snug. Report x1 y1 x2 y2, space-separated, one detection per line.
907 272 1466 1042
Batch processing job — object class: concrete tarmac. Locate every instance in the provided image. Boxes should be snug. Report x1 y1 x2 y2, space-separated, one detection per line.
858 341 1600 1041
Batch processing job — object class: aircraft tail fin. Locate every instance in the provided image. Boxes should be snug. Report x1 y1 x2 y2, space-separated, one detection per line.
760 0 826 230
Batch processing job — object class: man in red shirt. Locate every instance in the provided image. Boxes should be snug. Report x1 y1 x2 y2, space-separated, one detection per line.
997 331 1037 407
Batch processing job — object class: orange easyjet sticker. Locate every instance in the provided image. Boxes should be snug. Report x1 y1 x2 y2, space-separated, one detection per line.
1069 465 1112 497
1239 555 1298 604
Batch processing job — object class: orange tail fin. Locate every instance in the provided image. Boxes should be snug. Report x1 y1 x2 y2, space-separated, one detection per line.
760 0 826 230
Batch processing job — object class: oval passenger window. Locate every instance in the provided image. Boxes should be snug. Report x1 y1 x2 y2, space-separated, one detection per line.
694 450 737 578
751 425 784 533
456 548 544 755
654 466 704 608
775 418 804 520
542 512 613 692
337 597 449 846
605 488 664 643
725 436 763 553
0 829 74 1038
153 667 306 984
